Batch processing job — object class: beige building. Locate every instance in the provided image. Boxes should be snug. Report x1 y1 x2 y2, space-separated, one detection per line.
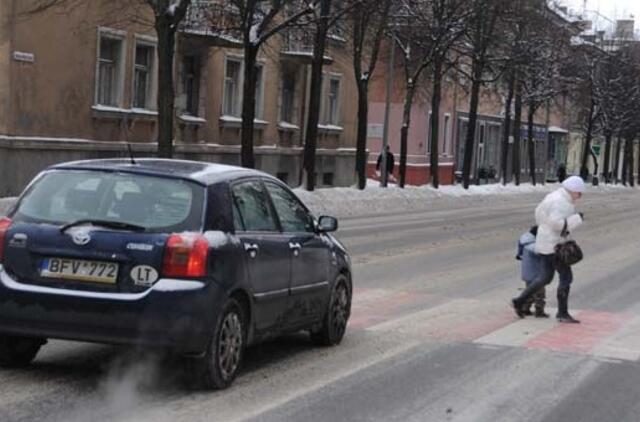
0 0 358 194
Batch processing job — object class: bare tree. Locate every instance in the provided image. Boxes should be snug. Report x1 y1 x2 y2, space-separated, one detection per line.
390 0 466 188
520 5 571 185
349 0 392 190
301 0 332 190
456 0 506 189
148 0 192 158
216 0 316 169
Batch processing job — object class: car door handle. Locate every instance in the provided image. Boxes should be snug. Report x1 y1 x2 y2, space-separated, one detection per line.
289 242 301 256
289 242 301 250
244 243 259 257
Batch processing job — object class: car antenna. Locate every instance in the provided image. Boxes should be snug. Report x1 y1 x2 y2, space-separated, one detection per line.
126 143 137 165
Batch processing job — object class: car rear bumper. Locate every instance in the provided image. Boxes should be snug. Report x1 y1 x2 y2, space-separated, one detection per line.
0 264 222 355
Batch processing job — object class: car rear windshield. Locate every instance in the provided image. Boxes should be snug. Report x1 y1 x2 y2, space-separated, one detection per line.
12 170 205 232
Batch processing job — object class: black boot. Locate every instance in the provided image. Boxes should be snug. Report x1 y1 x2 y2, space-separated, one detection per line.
534 288 548 318
512 280 547 318
534 308 550 318
556 286 580 323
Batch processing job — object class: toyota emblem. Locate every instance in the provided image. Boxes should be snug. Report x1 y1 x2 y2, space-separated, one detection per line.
72 231 91 246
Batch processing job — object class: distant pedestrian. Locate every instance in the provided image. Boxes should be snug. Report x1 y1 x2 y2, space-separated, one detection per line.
556 164 567 183
376 146 395 180
512 175 585 323
515 226 548 318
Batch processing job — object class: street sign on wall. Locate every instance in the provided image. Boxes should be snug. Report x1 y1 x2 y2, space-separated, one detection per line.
367 124 383 139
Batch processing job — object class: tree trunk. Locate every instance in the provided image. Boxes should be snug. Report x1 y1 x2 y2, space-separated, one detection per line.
399 83 415 188
240 45 259 169
302 0 331 191
500 72 514 185
637 141 640 186
527 99 536 185
355 81 369 189
429 58 443 188
155 17 176 158
603 131 612 183
622 138 629 186
462 61 483 189
511 77 523 185
629 139 635 187
580 99 595 180
614 135 622 184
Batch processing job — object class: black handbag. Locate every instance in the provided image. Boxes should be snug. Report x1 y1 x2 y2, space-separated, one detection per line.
554 220 583 266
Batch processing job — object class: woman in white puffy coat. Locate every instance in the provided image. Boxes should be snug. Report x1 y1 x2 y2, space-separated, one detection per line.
512 176 585 323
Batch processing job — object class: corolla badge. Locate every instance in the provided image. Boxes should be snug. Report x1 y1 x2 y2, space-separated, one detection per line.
71 231 91 246
9 233 28 248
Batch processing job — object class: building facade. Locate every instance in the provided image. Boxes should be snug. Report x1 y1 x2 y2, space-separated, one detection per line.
0 0 358 195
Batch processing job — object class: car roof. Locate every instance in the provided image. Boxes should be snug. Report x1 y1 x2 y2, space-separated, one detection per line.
48 158 276 185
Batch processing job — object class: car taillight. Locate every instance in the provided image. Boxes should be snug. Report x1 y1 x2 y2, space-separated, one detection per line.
162 233 209 278
0 217 12 264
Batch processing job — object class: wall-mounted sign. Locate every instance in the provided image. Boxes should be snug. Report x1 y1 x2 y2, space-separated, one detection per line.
367 124 383 139
13 51 35 63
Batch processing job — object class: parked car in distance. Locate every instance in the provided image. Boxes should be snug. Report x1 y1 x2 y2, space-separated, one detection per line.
0 158 352 389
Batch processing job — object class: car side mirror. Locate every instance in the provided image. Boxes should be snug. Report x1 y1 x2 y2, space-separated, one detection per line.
317 216 338 233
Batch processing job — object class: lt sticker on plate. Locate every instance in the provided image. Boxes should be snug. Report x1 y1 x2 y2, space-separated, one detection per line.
130 265 158 287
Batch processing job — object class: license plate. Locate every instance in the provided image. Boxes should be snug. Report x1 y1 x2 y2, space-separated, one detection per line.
41 257 119 284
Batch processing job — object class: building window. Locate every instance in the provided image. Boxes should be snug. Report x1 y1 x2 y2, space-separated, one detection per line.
280 68 297 123
326 77 341 125
427 112 433 153
322 172 334 186
96 31 125 106
183 55 201 116
133 43 154 109
223 57 265 119
255 64 264 119
223 58 242 116
444 114 452 155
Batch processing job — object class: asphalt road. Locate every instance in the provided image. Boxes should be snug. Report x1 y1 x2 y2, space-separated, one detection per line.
2 188 640 422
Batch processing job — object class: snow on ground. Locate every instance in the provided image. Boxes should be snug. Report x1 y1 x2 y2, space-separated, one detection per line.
294 180 634 218
0 182 634 219
0 197 16 216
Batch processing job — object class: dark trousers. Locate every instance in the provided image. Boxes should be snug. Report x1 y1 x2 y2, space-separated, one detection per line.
515 254 572 307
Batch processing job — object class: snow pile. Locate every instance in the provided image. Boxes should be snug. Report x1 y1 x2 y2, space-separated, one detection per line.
294 181 634 218
0 197 16 216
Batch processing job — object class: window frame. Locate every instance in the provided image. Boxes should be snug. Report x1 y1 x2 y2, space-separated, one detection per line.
230 178 281 234
263 180 315 234
279 67 298 124
222 55 266 119
95 27 127 107
223 56 243 117
324 74 342 126
131 34 158 111
182 54 202 116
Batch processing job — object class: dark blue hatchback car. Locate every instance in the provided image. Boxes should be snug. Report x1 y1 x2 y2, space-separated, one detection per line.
0 159 352 389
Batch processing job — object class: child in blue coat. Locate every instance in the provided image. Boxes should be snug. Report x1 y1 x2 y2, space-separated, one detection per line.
516 226 549 318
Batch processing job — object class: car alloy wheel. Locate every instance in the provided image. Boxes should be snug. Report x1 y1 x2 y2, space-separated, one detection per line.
218 311 243 380
330 283 349 341
311 274 351 346
185 297 246 390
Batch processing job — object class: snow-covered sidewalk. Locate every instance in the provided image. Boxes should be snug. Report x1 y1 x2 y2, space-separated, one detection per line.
294 181 633 218
0 182 634 219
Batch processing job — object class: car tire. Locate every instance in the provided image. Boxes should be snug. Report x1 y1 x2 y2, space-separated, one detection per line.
0 335 45 368
186 298 246 390
311 274 351 346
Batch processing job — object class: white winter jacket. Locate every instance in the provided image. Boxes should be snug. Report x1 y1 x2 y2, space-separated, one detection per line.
534 187 583 255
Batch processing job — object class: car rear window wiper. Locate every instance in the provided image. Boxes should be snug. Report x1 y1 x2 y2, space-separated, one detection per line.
60 219 146 233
